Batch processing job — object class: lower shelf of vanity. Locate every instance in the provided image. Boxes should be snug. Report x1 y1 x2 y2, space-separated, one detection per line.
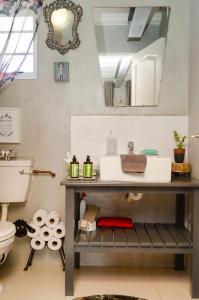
75 223 193 254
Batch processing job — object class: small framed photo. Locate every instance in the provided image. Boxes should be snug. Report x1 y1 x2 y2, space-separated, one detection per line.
54 62 69 82
0 107 21 143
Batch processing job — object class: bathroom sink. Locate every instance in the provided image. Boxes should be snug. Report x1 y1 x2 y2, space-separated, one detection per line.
100 155 171 182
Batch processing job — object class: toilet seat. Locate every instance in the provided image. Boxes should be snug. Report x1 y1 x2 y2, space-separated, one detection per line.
0 222 16 243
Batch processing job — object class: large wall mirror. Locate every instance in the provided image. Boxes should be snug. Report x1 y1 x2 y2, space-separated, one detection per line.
93 7 170 107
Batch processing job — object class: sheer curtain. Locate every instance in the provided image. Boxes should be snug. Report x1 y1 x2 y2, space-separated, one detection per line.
0 0 43 91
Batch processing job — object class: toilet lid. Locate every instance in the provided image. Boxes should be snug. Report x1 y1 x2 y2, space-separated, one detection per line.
0 221 16 239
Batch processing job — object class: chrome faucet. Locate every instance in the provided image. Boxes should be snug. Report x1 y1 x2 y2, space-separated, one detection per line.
0 149 16 160
128 141 134 154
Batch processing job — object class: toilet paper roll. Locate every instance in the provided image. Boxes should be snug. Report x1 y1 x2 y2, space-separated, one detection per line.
47 237 62 251
40 226 54 242
31 237 45 251
52 222 65 239
45 211 61 228
32 209 48 227
126 193 144 202
27 222 41 238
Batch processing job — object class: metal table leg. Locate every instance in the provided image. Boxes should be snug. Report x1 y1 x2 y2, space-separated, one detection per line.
75 192 81 269
191 190 199 298
174 193 185 270
65 187 75 296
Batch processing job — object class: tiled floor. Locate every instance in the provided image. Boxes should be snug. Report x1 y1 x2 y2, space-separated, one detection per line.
0 260 198 300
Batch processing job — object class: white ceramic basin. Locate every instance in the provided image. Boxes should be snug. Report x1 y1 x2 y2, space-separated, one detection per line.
100 155 171 182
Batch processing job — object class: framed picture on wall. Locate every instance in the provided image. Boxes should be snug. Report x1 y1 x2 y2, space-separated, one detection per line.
0 107 21 143
54 62 69 82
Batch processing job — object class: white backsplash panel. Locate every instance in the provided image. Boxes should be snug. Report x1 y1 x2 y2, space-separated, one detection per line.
71 116 188 165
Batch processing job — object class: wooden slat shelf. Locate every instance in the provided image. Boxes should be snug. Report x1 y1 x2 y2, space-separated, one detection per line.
75 223 193 253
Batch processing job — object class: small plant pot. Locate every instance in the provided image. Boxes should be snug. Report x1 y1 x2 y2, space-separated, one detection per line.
174 148 185 163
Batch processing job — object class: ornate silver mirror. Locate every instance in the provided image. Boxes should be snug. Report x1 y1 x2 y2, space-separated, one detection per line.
43 0 83 55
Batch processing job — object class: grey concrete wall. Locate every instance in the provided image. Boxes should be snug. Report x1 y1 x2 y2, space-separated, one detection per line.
189 0 199 178
0 0 189 267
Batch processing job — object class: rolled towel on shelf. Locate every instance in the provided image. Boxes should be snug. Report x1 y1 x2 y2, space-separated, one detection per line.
47 237 62 251
97 217 134 229
126 193 144 202
27 222 41 238
120 154 147 173
53 222 65 239
45 211 61 228
32 209 48 227
40 226 54 242
31 237 45 250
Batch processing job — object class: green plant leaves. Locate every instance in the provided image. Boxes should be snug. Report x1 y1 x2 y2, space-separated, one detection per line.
173 130 187 149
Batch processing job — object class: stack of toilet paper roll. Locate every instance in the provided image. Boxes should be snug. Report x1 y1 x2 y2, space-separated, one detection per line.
28 209 65 251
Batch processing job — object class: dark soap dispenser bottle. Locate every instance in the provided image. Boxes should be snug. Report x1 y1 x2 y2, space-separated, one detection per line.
83 156 93 178
70 155 79 178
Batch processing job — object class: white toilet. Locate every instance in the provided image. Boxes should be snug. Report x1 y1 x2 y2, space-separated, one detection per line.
0 158 33 293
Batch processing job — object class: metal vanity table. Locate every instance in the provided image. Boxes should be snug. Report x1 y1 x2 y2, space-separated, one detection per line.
61 178 199 298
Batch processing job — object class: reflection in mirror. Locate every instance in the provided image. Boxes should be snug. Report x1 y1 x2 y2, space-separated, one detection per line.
51 8 74 44
93 7 170 107
43 0 83 55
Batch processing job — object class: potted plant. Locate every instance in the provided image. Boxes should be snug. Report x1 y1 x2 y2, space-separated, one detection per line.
173 130 187 163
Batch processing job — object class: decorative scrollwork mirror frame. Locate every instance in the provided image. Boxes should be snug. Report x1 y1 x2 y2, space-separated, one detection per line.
43 0 83 55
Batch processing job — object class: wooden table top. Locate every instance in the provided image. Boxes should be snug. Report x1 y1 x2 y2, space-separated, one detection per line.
61 177 199 188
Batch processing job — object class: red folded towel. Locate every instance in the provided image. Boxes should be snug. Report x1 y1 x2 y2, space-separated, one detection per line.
97 217 134 229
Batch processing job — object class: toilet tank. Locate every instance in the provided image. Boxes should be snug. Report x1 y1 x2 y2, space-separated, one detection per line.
0 158 33 203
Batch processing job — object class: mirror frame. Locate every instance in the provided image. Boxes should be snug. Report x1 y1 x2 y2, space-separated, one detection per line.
43 0 83 55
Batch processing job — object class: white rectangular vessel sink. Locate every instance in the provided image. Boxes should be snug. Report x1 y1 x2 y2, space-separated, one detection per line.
100 155 171 182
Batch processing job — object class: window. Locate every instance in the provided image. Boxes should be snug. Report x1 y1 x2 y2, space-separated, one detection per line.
0 16 37 79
